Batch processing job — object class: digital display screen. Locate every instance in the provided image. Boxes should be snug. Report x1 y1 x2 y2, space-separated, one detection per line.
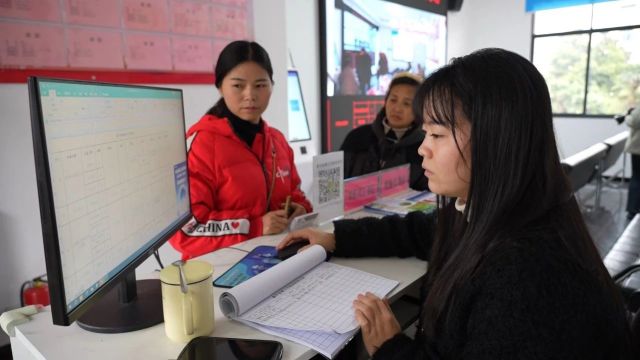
213 246 281 288
322 0 447 151
287 69 312 142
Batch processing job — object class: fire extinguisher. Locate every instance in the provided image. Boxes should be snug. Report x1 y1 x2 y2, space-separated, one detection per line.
21 275 50 307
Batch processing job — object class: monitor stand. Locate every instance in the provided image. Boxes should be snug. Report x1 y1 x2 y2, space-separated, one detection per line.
77 272 163 333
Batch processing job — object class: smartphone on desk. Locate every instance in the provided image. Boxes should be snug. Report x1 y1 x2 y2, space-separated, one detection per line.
213 246 281 288
177 336 283 360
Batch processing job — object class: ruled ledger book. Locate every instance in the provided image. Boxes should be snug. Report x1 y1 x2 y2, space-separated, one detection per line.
219 245 398 358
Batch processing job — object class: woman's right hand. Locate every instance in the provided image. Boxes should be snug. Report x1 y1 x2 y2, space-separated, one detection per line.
277 228 336 253
262 210 288 235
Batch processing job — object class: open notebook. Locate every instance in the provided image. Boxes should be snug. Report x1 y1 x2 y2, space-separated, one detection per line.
219 245 398 358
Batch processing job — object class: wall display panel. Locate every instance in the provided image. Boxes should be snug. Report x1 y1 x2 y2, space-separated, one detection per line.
320 0 448 151
0 0 253 83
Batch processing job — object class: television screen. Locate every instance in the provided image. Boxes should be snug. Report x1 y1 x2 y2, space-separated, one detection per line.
29 78 191 331
287 69 312 142
321 0 447 151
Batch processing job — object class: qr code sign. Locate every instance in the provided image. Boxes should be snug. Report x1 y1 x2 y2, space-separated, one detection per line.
318 166 341 204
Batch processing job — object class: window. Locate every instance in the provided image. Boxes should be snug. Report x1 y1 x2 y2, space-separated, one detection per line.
532 0 640 116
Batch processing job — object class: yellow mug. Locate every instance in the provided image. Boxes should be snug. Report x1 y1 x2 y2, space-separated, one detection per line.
160 260 214 343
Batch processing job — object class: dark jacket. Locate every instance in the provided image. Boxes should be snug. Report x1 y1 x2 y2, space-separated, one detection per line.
332 211 634 359
340 111 428 191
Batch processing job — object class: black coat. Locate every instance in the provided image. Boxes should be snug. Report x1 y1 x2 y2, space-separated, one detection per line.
340 112 428 191
332 211 634 359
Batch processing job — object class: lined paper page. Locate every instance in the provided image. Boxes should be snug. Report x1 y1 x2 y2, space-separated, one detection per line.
220 245 327 317
239 262 398 333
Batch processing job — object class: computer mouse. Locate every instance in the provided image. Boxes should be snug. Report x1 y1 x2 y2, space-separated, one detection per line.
276 240 310 260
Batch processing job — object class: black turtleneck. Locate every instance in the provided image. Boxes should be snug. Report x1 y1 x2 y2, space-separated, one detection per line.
220 102 262 147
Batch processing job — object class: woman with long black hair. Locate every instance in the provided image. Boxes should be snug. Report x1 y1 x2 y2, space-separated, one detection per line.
279 48 636 359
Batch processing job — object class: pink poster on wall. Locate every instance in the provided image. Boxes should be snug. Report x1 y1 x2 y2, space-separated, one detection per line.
0 23 66 68
344 174 379 212
68 28 124 69
124 33 172 70
171 0 211 36
172 36 213 72
0 0 252 82
64 0 120 28
0 0 60 22
210 5 249 39
214 0 247 6
212 38 231 66
123 0 169 32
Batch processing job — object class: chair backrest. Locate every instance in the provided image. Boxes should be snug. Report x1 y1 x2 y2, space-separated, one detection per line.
602 131 629 172
561 143 608 192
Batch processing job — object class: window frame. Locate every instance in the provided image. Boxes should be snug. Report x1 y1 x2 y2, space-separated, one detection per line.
531 7 640 117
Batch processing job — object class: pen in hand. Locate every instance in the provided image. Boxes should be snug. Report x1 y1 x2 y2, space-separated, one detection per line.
283 195 293 218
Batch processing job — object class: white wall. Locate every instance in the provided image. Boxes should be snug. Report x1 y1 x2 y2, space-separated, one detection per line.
447 0 532 60
284 0 322 195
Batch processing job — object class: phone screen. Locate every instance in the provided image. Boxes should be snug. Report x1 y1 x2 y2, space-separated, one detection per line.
213 246 281 288
177 336 283 360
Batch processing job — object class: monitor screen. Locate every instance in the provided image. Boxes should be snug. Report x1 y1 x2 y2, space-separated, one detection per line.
287 69 312 142
320 0 447 151
28 78 191 332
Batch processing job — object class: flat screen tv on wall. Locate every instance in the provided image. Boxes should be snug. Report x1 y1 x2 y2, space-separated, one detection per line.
320 0 448 152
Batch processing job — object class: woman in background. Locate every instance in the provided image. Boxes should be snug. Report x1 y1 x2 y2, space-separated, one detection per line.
171 41 312 260
341 73 428 190
622 106 640 220
280 48 635 359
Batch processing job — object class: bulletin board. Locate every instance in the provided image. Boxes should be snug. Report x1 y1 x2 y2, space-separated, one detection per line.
0 0 253 83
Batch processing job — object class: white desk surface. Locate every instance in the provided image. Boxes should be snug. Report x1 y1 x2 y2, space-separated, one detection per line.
11 208 427 360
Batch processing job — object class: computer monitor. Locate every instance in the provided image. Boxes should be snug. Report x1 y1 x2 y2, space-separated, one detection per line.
287 69 312 142
28 77 191 333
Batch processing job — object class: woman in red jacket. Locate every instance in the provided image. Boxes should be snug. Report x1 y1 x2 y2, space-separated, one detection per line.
170 41 312 259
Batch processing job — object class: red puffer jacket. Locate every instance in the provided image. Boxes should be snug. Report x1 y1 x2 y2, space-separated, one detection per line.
170 114 312 259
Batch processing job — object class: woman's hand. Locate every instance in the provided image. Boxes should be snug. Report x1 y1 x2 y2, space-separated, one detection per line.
276 227 336 253
262 209 288 235
353 292 401 356
287 201 307 219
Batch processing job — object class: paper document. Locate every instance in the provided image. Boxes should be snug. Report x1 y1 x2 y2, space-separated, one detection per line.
219 245 398 358
364 191 436 216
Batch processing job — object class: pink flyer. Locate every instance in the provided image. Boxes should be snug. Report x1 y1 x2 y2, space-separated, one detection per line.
0 23 66 68
123 0 169 32
172 36 213 72
0 0 60 21
124 33 172 70
68 28 124 69
64 0 120 28
171 0 211 36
